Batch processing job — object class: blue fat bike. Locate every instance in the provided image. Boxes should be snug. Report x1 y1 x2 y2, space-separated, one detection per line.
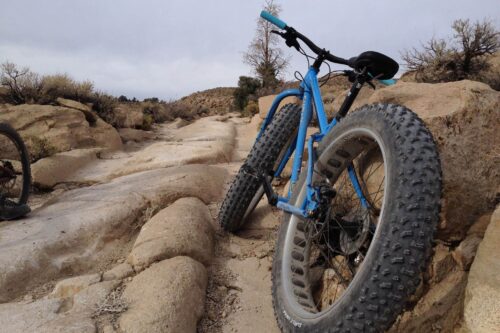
218 11 442 333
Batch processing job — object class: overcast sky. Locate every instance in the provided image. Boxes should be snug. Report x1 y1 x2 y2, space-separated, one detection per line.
1 0 498 100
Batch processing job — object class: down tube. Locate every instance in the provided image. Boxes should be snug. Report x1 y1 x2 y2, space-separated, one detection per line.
307 71 329 134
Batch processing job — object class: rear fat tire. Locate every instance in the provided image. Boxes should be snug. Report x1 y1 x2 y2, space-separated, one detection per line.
272 104 442 333
218 103 301 232
0 123 31 205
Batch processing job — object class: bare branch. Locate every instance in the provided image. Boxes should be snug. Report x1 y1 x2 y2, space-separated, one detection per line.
242 0 288 87
401 18 499 84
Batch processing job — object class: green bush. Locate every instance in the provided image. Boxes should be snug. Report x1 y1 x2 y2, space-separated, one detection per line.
233 76 261 110
118 95 129 102
90 91 118 125
142 114 154 130
143 97 160 103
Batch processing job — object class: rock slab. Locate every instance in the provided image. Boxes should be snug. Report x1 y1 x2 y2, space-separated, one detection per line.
0 164 228 302
119 256 207 333
128 197 214 271
463 206 500 333
0 104 122 153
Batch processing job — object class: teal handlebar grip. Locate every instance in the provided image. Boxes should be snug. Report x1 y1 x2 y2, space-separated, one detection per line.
260 10 287 29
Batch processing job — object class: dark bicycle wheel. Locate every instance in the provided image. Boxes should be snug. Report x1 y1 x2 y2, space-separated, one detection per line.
218 103 301 232
0 123 31 206
272 104 441 332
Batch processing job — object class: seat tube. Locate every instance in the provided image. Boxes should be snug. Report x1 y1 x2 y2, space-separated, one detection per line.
290 89 312 186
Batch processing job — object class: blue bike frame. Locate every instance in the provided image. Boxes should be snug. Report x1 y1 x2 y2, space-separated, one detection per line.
257 66 394 218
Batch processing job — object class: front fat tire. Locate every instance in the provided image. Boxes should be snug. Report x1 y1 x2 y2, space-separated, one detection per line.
272 104 442 333
218 103 301 232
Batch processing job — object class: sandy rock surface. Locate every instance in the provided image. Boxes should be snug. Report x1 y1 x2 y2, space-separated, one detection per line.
102 263 134 281
0 113 243 333
165 117 189 129
0 103 122 153
34 115 237 186
31 148 101 189
0 164 227 302
49 273 101 299
463 206 500 333
56 97 97 123
390 269 468 332
0 298 95 333
257 94 299 119
118 128 155 143
128 197 214 270
119 256 207 333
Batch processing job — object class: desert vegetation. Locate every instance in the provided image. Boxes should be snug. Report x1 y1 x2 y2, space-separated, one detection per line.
233 0 291 114
243 0 288 89
0 62 119 123
402 18 500 89
0 62 238 129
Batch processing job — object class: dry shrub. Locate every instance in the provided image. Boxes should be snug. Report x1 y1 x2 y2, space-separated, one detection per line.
92 285 128 320
1 62 118 124
0 62 43 104
402 19 499 89
243 100 259 117
28 136 57 162
40 74 94 103
142 101 166 123
40 74 117 124
143 100 208 123
142 114 154 130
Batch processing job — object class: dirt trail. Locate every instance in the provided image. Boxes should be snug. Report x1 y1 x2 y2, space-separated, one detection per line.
200 115 281 333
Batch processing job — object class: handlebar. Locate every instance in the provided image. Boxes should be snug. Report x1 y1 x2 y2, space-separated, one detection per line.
260 11 351 67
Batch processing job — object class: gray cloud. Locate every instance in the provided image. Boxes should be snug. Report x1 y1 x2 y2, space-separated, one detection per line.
1 0 498 99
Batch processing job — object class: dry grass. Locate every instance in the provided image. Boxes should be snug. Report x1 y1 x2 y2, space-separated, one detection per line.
92 285 128 318
1 63 120 125
27 136 57 162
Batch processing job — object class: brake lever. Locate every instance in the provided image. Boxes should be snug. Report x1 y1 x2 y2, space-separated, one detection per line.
271 29 300 51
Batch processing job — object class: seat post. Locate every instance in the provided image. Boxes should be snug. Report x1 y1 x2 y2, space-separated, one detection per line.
336 77 365 119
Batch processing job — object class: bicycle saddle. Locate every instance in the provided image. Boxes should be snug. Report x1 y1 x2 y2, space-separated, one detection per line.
348 51 399 80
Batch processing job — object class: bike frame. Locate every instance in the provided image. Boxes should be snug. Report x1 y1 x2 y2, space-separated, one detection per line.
256 66 395 218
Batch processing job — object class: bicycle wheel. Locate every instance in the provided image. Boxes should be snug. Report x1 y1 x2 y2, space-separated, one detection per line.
272 104 441 332
218 103 301 232
0 123 31 205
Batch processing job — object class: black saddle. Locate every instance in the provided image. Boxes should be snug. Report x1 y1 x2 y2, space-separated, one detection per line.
348 51 399 80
